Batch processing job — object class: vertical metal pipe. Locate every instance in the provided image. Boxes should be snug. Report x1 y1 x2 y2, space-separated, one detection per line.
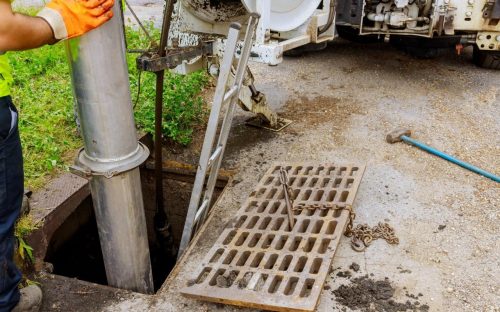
66 4 154 294
153 0 175 238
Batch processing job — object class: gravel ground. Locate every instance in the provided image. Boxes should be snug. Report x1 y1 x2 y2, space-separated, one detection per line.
100 41 498 311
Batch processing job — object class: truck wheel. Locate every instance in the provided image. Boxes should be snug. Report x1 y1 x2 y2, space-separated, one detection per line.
473 46 500 69
390 36 456 59
403 46 455 59
284 42 328 57
336 26 381 43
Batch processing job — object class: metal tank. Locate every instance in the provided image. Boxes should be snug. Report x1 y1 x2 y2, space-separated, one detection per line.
180 0 322 31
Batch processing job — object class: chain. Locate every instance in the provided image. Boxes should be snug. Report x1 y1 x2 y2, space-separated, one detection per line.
293 202 356 235
292 202 398 252
347 222 399 252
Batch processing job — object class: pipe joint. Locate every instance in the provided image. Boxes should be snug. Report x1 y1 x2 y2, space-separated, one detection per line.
71 142 150 179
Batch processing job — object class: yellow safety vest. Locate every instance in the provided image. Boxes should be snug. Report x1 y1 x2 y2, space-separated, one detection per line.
0 53 13 97
0 0 14 97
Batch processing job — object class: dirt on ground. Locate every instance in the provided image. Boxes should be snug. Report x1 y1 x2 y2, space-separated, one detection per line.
333 276 429 312
331 263 429 312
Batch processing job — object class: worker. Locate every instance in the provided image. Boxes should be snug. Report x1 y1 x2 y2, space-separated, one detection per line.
0 0 114 311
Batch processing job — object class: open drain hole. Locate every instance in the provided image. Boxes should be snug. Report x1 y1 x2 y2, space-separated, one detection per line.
43 166 228 293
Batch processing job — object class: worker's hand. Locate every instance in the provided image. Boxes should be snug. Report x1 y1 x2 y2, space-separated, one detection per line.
37 0 115 41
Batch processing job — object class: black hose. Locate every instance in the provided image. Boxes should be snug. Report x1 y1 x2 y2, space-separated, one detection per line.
154 0 176 257
318 1 335 35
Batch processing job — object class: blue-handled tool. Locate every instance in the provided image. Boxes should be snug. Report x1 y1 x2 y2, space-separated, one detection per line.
386 128 500 183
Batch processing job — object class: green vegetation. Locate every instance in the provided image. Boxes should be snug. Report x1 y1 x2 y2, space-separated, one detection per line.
126 26 209 145
8 24 209 190
14 215 38 264
10 43 81 190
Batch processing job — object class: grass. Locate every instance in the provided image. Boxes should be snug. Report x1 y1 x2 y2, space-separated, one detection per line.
10 43 81 190
8 22 209 190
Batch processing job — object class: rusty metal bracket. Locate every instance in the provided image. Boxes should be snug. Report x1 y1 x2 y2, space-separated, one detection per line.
136 42 214 72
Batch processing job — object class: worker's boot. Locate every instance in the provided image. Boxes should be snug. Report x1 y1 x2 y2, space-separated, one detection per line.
12 285 42 312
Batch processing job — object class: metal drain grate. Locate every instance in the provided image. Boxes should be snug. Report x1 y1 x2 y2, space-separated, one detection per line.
181 163 365 312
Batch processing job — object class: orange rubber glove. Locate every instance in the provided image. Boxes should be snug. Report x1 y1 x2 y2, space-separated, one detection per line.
37 0 115 40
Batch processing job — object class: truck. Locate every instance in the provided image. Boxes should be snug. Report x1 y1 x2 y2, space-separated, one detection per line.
175 0 500 69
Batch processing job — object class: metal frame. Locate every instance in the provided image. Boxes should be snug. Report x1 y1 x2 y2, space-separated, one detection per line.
175 0 335 66
178 14 261 258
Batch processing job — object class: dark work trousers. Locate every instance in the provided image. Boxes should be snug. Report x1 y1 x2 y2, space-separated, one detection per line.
0 96 22 312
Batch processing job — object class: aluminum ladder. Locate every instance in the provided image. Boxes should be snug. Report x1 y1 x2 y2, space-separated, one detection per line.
178 14 260 258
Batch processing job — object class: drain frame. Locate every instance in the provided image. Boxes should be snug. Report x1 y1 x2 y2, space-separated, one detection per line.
181 163 365 312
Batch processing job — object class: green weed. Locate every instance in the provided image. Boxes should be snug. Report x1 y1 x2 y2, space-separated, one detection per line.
126 24 209 145
14 215 38 264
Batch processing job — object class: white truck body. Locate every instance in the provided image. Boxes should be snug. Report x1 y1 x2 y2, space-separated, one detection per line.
175 0 500 67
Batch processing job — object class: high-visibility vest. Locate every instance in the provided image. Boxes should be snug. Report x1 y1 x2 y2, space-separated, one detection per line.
1 0 14 97
0 52 13 98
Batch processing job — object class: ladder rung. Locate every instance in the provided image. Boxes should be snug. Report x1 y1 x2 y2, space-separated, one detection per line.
223 86 238 103
194 199 210 223
207 146 223 169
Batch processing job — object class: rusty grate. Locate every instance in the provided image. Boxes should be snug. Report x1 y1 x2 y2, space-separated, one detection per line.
181 163 365 312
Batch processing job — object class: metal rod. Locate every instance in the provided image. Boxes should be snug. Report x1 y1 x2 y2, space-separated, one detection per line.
154 71 166 229
153 0 175 243
65 4 153 293
124 0 155 44
279 167 295 231
159 0 175 57
401 135 500 183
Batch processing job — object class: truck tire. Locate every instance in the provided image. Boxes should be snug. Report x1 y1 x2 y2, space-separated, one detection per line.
402 46 455 59
473 46 500 69
390 36 457 59
336 26 381 43
284 42 328 57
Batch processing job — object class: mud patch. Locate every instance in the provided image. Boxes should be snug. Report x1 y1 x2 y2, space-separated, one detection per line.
332 276 429 312
283 95 363 144
215 271 238 288
349 262 360 272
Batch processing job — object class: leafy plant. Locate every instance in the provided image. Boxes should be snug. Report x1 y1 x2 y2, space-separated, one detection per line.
125 24 210 145
14 215 38 263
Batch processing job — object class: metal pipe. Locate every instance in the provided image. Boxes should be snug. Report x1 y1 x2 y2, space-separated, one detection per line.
153 0 176 252
65 4 154 294
401 135 500 183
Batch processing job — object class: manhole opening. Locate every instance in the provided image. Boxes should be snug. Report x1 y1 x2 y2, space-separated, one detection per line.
43 166 228 293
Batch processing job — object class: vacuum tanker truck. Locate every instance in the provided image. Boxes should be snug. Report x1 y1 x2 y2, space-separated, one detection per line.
174 0 500 69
